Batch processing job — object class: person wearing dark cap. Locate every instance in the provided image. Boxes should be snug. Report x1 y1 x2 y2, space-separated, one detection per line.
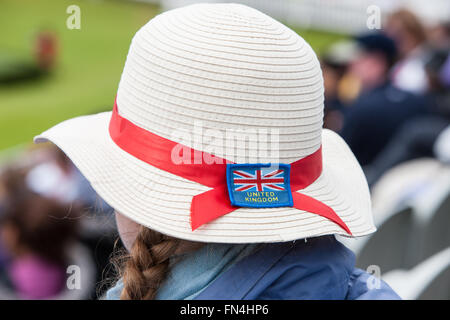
340 32 431 167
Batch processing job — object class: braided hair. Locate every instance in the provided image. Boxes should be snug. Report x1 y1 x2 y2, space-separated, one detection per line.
118 226 203 300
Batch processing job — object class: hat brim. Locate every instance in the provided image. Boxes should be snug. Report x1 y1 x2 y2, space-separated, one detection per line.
35 111 375 243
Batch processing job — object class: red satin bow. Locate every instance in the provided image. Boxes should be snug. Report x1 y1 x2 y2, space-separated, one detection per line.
109 102 351 235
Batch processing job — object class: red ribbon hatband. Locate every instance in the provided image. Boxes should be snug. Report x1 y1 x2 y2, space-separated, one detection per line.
109 102 351 235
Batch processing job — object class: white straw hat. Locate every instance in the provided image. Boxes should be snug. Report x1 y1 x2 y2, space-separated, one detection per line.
35 3 375 243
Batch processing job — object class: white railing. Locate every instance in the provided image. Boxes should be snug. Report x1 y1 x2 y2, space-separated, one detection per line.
137 0 450 34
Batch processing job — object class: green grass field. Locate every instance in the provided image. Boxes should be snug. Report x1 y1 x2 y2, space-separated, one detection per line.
0 0 160 151
0 0 346 152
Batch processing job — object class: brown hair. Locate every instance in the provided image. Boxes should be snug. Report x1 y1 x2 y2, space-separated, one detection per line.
114 226 203 300
388 9 427 45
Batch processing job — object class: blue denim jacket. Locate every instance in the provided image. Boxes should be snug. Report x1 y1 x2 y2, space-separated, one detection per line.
195 236 400 300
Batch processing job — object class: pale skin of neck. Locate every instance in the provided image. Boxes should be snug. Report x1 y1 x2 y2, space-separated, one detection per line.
115 211 140 252
115 212 203 254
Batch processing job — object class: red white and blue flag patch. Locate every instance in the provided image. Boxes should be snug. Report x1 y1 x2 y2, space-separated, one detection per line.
233 168 286 192
226 163 293 208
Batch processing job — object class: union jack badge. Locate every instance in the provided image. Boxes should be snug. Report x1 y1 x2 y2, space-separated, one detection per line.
226 163 293 208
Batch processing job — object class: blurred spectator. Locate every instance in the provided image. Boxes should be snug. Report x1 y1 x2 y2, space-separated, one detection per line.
427 22 450 49
425 47 450 119
0 30 57 85
0 167 79 299
363 47 450 185
386 9 429 94
26 145 112 213
340 33 431 166
34 30 58 72
348 33 397 92
26 146 80 204
321 41 357 132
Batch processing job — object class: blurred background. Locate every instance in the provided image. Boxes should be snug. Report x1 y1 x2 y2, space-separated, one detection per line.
0 0 449 299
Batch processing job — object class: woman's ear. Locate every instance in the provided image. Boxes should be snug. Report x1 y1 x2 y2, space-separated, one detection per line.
115 211 141 252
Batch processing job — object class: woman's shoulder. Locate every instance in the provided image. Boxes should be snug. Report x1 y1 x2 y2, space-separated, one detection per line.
254 236 356 299
195 236 355 299
255 237 400 300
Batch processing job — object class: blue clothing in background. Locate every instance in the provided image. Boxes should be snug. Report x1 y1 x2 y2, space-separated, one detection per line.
341 83 430 166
